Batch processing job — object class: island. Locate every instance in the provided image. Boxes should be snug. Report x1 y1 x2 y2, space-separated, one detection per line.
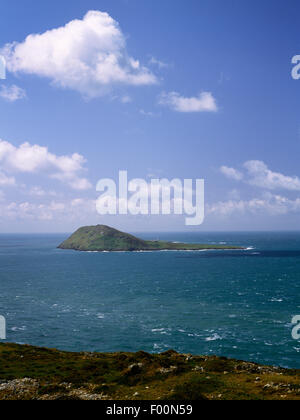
58 225 244 252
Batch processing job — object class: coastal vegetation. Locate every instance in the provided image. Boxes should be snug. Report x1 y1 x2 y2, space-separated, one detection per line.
0 343 299 400
58 225 244 252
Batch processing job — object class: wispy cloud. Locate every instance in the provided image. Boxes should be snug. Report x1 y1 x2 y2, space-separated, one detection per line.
149 56 169 69
120 95 132 104
0 84 26 102
159 91 218 113
0 171 16 186
140 109 161 117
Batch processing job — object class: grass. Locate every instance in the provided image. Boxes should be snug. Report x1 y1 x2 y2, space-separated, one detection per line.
0 343 299 400
58 225 244 252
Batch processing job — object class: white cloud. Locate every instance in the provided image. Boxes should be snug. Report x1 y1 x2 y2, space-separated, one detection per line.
208 199 247 217
140 109 160 117
215 161 300 220
0 197 96 222
29 186 46 196
51 172 92 191
220 166 243 181
149 56 169 69
220 160 300 192
208 193 300 217
0 139 92 190
0 171 16 186
3 200 66 221
159 91 218 113
244 160 300 191
0 84 26 102
96 178 198 218
28 186 58 197
71 198 85 207
120 95 132 103
1 10 157 98
228 189 241 200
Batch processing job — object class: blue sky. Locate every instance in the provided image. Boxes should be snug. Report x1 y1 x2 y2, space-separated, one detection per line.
0 0 300 232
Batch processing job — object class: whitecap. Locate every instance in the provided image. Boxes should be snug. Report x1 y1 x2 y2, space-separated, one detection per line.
153 343 169 352
205 333 222 342
151 328 171 335
11 326 26 332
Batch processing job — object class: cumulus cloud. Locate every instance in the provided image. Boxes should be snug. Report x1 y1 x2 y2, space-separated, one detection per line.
28 186 46 197
1 10 157 98
28 186 57 197
220 160 300 192
0 84 26 102
220 166 243 181
208 193 300 217
159 91 218 113
244 160 300 191
215 161 300 220
51 172 92 191
0 139 91 190
0 197 96 222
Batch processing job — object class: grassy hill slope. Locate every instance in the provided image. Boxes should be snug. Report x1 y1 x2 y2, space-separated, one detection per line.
58 225 244 252
0 343 299 400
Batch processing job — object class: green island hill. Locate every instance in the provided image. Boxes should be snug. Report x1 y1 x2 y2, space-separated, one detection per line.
0 343 299 400
58 225 245 252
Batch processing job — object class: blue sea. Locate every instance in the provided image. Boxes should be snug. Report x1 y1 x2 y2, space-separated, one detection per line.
0 232 299 369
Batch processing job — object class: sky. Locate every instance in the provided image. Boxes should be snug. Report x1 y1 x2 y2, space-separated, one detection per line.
0 0 300 233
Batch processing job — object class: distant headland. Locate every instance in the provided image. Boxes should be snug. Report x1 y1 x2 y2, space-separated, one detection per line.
58 225 245 252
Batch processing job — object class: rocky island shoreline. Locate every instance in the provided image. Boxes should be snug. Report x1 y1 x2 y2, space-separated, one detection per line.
0 343 299 400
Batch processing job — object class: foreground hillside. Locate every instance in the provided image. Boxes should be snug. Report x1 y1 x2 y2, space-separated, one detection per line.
0 343 299 400
58 225 244 252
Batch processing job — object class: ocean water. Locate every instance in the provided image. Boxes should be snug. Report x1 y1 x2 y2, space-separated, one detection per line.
0 232 299 369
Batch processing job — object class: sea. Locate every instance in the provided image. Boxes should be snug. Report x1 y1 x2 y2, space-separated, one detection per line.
0 231 299 369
